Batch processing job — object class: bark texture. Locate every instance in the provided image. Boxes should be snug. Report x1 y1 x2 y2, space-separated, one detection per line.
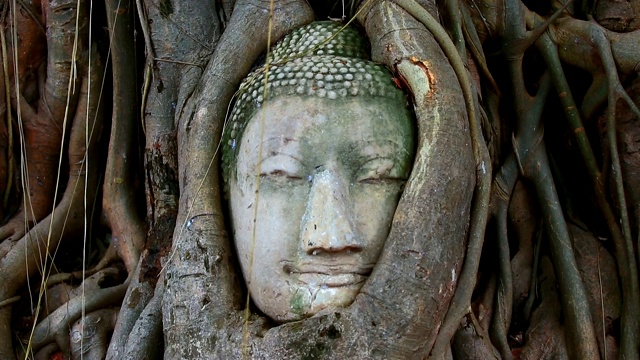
2 0 640 358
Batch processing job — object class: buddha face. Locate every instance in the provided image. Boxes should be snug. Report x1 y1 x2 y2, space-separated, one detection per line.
229 95 414 322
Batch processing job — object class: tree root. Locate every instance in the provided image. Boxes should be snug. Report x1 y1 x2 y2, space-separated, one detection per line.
384 1 492 358
529 10 640 358
162 0 314 357
485 1 604 357
0 1 45 222
70 308 119 360
489 155 519 360
17 268 124 358
0 295 19 309
0 0 87 244
102 0 145 275
519 68 600 357
29 281 127 355
0 43 103 357
106 255 153 358
122 272 164 359
517 257 569 359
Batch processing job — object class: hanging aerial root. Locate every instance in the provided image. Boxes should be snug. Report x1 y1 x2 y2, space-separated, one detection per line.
488 154 519 360
529 12 640 358
495 1 603 356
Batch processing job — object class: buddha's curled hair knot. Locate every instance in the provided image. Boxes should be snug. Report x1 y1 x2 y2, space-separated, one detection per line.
221 21 407 186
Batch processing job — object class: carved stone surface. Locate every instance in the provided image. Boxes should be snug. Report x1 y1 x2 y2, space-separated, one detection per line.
223 21 415 322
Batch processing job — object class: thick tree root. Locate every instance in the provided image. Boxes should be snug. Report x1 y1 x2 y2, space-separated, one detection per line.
122 273 164 359
388 1 492 357
102 0 145 275
106 257 153 358
0 0 87 244
162 0 315 357
166 0 476 357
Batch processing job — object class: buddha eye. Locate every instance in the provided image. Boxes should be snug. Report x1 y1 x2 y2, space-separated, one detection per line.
260 169 303 181
258 155 306 184
356 158 407 184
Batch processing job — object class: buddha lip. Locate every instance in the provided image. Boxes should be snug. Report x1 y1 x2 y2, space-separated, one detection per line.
281 262 374 275
281 262 373 287
297 273 367 287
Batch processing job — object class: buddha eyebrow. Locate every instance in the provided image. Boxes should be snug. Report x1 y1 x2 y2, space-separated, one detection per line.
256 152 307 168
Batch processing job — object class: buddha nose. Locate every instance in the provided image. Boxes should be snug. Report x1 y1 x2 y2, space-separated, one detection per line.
300 169 363 255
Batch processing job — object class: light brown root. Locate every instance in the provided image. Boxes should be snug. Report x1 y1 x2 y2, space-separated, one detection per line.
102 0 145 274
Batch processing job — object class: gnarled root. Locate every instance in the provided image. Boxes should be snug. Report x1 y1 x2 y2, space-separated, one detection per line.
0 41 103 357
70 308 119 360
0 0 87 243
29 281 126 356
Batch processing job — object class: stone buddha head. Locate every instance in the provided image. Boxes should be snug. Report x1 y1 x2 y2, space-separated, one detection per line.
222 21 415 322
